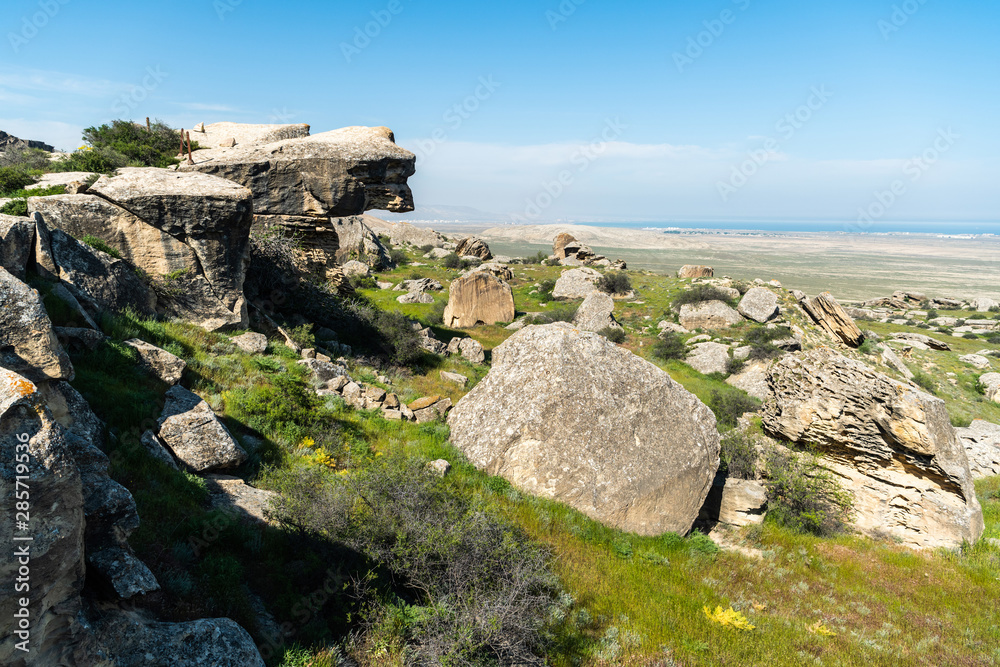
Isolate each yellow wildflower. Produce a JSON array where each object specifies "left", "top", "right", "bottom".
[
  {"left": 703, "top": 605, "right": 755, "bottom": 631},
  {"left": 807, "top": 620, "right": 836, "bottom": 637}
]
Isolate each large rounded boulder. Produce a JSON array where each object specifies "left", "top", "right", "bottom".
[{"left": 448, "top": 323, "right": 720, "bottom": 535}]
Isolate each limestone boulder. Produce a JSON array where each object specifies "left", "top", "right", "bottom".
[
  {"left": 980, "top": 373, "right": 1000, "bottom": 402},
  {"left": 341, "top": 259, "right": 371, "bottom": 277},
  {"left": 972, "top": 297, "right": 997, "bottom": 312},
  {"left": 394, "top": 278, "right": 443, "bottom": 292},
  {"left": 205, "top": 475, "right": 279, "bottom": 525},
  {"left": 801, "top": 292, "right": 864, "bottom": 347},
  {"left": 330, "top": 215, "right": 392, "bottom": 268},
  {"left": 93, "top": 610, "right": 264, "bottom": 667},
  {"left": 443, "top": 272, "right": 515, "bottom": 328},
  {"left": 678, "top": 265, "right": 714, "bottom": 279},
  {"left": 398, "top": 291, "right": 435, "bottom": 304},
  {"left": 699, "top": 476, "right": 767, "bottom": 526},
  {"left": 189, "top": 121, "right": 310, "bottom": 148},
  {"left": 553, "top": 232, "right": 577, "bottom": 259},
  {"left": 762, "top": 348, "right": 984, "bottom": 549},
  {"left": 552, "top": 267, "right": 602, "bottom": 299},
  {"left": 446, "top": 337, "right": 486, "bottom": 363},
  {"left": 679, "top": 300, "right": 743, "bottom": 330},
  {"left": 0, "top": 267, "right": 74, "bottom": 382},
  {"left": 232, "top": 332, "right": 268, "bottom": 354},
  {"left": 725, "top": 361, "right": 771, "bottom": 400},
  {"left": 960, "top": 354, "right": 991, "bottom": 370},
  {"left": 737, "top": 287, "right": 780, "bottom": 323},
  {"left": 572, "top": 291, "right": 620, "bottom": 332},
  {"left": 180, "top": 126, "right": 415, "bottom": 217},
  {"left": 686, "top": 341, "right": 730, "bottom": 375},
  {"left": 464, "top": 261, "right": 514, "bottom": 282},
  {"left": 456, "top": 236, "right": 492, "bottom": 260},
  {"left": 0, "top": 214, "right": 34, "bottom": 278},
  {"left": 124, "top": 339, "right": 186, "bottom": 385},
  {"left": 954, "top": 420, "right": 1000, "bottom": 479},
  {"left": 448, "top": 323, "right": 720, "bottom": 536},
  {"left": 157, "top": 386, "right": 247, "bottom": 472}
]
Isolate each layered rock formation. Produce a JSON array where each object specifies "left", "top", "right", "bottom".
[
  {"left": 954, "top": 420, "right": 1000, "bottom": 479},
  {"left": 456, "top": 237, "right": 492, "bottom": 260},
  {"left": 678, "top": 265, "right": 714, "bottom": 278},
  {"left": 799, "top": 292, "right": 864, "bottom": 347},
  {"left": 448, "top": 323, "right": 721, "bottom": 536},
  {"left": 679, "top": 300, "right": 743, "bottom": 330},
  {"left": 762, "top": 348, "right": 984, "bottom": 549},
  {"left": 181, "top": 125, "right": 415, "bottom": 282}
]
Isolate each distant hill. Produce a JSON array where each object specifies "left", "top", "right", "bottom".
[
  {"left": 0, "top": 130, "right": 54, "bottom": 152},
  {"left": 377, "top": 204, "right": 511, "bottom": 224}
]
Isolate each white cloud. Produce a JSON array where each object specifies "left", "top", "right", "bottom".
[{"left": 174, "top": 102, "right": 244, "bottom": 113}]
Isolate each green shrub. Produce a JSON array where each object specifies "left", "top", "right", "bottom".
[
  {"left": 349, "top": 274, "right": 378, "bottom": 290},
  {"left": 522, "top": 250, "right": 547, "bottom": 264},
  {"left": 0, "top": 147, "right": 52, "bottom": 171},
  {"left": 287, "top": 323, "right": 316, "bottom": 349},
  {"left": 388, "top": 248, "right": 408, "bottom": 266},
  {"left": 652, "top": 332, "right": 687, "bottom": 361},
  {"left": 418, "top": 244, "right": 434, "bottom": 254},
  {"left": 731, "top": 280, "right": 752, "bottom": 295},
  {"left": 985, "top": 333, "right": 1000, "bottom": 345},
  {"left": 537, "top": 279, "right": 556, "bottom": 299},
  {"left": 857, "top": 339, "right": 878, "bottom": 356},
  {"left": 0, "top": 167, "right": 37, "bottom": 195},
  {"left": 82, "top": 119, "right": 193, "bottom": 168},
  {"left": 912, "top": 371, "right": 937, "bottom": 395},
  {"left": 707, "top": 389, "right": 761, "bottom": 429},
  {"left": 81, "top": 235, "right": 122, "bottom": 259},
  {"left": 48, "top": 146, "right": 132, "bottom": 174},
  {"left": 963, "top": 333, "right": 980, "bottom": 340},
  {"left": 739, "top": 325, "right": 792, "bottom": 363},
  {"left": 269, "top": 456, "right": 562, "bottom": 665},
  {"left": 598, "top": 326, "right": 626, "bottom": 344},
  {"left": 0, "top": 199, "right": 27, "bottom": 216},
  {"left": 762, "top": 446, "right": 853, "bottom": 536},
  {"left": 596, "top": 271, "right": 631, "bottom": 295},
  {"left": 441, "top": 252, "right": 462, "bottom": 269},
  {"left": 926, "top": 309, "right": 938, "bottom": 320},
  {"left": 719, "top": 430, "right": 760, "bottom": 479},
  {"left": 672, "top": 284, "right": 737, "bottom": 310}
]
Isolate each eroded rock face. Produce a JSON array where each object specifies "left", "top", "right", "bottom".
[
  {"left": 699, "top": 476, "right": 767, "bottom": 526},
  {"left": 679, "top": 300, "right": 743, "bottom": 330},
  {"left": 553, "top": 232, "right": 577, "bottom": 259},
  {"left": 443, "top": 272, "right": 515, "bottom": 328},
  {"left": 686, "top": 341, "right": 730, "bottom": 375},
  {"left": 800, "top": 292, "right": 864, "bottom": 347},
  {"left": 980, "top": 373, "right": 1000, "bottom": 402},
  {"left": 181, "top": 126, "right": 415, "bottom": 217},
  {"left": 738, "top": 288, "right": 780, "bottom": 323},
  {"left": 572, "top": 291, "right": 620, "bottom": 332},
  {"left": 448, "top": 323, "right": 720, "bottom": 535},
  {"left": 157, "top": 386, "right": 247, "bottom": 472},
  {"left": 552, "top": 267, "right": 602, "bottom": 299},
  {"left": 678, "top": 265, "right": 713, "bottom": 279},
  {"left": 35, "top": 222, "right": 157, "bottom": 321},
  {"left": 955, "top": 420, "right": 1000, "bottom": 479},
  {"left": 762, "top": 348, "right": 984, "bottom": 549},
  {"left": 0, "top": 368, "right": 101, "bottom": 666},
  {"left": 0, "top": 267, "right": 74, "bottom": 382}
]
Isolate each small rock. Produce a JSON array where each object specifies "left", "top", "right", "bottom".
[
  {"left": 398, "top": 291, "right": 435, "bottom": 304},
  {"left": 428, "top": 459, "right": 452, "bottom": 477},
  {"left": 124, "top": 339, "right": 186, "bottom": 385},
  {"left": 232, "top": 332, "right": 268, "bottom": 354},
  {"left": 441, "top": 371, "right": 469, "bottom": 386}
]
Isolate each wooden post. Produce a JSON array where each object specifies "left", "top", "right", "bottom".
[
  {"left": 146, "top": 117, "right": 150, "bottom": 131},
  {"left": 177, "top": 129, "right": 185, "bottom": 157},
  {"left": 186, "top": 132, "right": 194, "bottom": 165}
]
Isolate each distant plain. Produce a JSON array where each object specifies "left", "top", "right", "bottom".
[{"left": 420, "top": 223, "right": 1000, "bottom": 302}]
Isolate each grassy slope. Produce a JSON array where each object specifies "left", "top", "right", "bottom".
[{"left": 64, "top": 247, "right": 1000, "bottom": 666}]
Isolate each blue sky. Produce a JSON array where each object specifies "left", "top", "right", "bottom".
[{"left": 2, "top": 0, "right": 998, "bottom": 226}]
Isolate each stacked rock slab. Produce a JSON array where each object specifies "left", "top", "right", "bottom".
[
  {"left": 762, "top": 348, "right": 984, "bottom": 549},
  {"left": 181, "top": 125, "right": 415, "bottom": 280},
  {"left": 448, "top": 323, "right": 721, "bottom": 535},
  {"left": 443, "top": 272, "right": 515, "bottom": 328},
  {"left": 678, "top": 265, "right": 713, "bottom": 278},
  {"left": 800, "top": 292, "right": 864, "bottom": 347}
]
